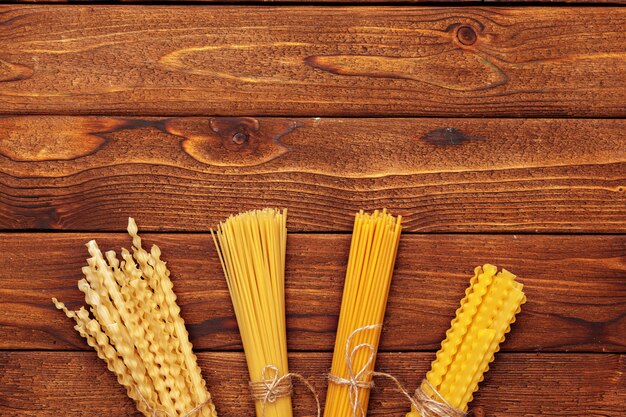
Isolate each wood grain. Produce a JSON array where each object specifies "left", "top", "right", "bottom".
[
  {"left": 11, "top": 0, "right": 626, "bottom": 3},
  {"left": 1, "top": 233, "right": 624, "bottom": 352},
  {"left": 1, "top": 6, "right": 626, "bottom": 117},
  {"left": 1, "top": 116, "right": 624, "bottom": 232},
  {"left": 1, "top": 351, "right": 624, "bottom": 416}
]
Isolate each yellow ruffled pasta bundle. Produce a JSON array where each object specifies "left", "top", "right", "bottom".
[
  {"left": 212, "top": 208, "right": 292, "bottom": 417},
  {"left": 325, "top": 209, "right": 402, "bottom": 417},
  {"left": 53, "top": 218, "right": 218, "bottom": 417},
  {"left": 407, "top": 264, "right": 526, "bottom": 416}
]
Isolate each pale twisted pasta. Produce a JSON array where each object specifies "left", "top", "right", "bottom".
[{"left": 53, "top": 218, "right": 218, "bottom": 417}]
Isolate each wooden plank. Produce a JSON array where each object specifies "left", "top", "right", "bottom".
[
  {"left": 1, "top": 116, "right": 624, "bottom": 232},
  {"left": 0, "top": 351, "right": 623, "bottom": 416},
  {"left": 1, "top": 233, "right": 624, "bottom": 352},
  {"left": 1, "top": 7, "right": 625, "bottom": 117},
  {"left": 11, "top": 0, "right": 626, "bottom": 3}
]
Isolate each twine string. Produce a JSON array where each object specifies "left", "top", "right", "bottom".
[
  {"left": 136, "top": 388, "right": 211, "bottom": 417},
  {"left": 327, "top": 324, "right": 466, "bottom": 417},
  {"left": 249, "top": 364, "right": 321, "bottom": 417},
  {"left": 250, "top": 365, "right": 291, "bottom": 408},
  {"left": 410, "top": 379, "right": 466, "bottom": 417},
  {"left": 327, "top": 324, "right": 381, "bottom": 417},
  {"left": 368, "top": 373, "right": 465, "bottom": 417},
  {"left": 179, "top": 399, "right": 212, "bottom": 417}
]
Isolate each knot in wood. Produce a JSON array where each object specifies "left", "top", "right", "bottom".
[
  {"left": 231, "top": 131, "right": 249, "bottom": 145},
  {"left": 457, "top": 26, "right": 477, "bottom": 46}
]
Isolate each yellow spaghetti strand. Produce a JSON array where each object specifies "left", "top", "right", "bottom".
[
  {"left": 212, "top": 208, "right": 292, "bottom": 417},
  {"left": 325, "top": 209, "right": 402, "bottom": 417}
]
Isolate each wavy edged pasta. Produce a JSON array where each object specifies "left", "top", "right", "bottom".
[{"left": 407, "top": 264, "right": 526, "bottom": 416}]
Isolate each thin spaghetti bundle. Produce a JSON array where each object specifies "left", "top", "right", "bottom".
[
  {"left": 53, "top": 218, "right": 217, "bottom": 417},
  {"left": 407, "top": 264, "right": 526, "bottom": 417},
  {"left": 211, "top": 208, "right": 292, "bottom": 417},
  {"left": 325, "top": 209, "right": 402, "bottom": 417}
]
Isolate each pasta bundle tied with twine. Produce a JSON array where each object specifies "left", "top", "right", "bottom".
[
  {"left": 407, "top": 264, "right": 526, "bottom": 417},
  {"left": 212, "top": 208, "right": 318, "bottom": 417},
  {"left": 325, "top": 209, "right": 403, "bottom": 417},
  {"left": 53, "top": 218, "right": 217, "bottom": 417}
]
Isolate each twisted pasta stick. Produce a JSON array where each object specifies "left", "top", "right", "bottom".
[{"left": 53, "top": 218, "right": 218, "bottom": 417}]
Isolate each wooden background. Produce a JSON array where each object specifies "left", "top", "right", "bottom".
[{"left": 0, "top": 2, "right": 625, "bottom": 417}]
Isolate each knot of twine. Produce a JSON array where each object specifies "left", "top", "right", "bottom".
[
  {"left": 367, "top": 373, "right": 466, "bottom": 417},
  {"left": 327, "top": 324, "right": 381, "bottom": 417},
  {"left": 409, "top": 380, "right": 466, "bottom": 417},
  {"left": 249, "top": 364, "right": 321, "bottom": 417},
  {"left": 327, "top": 325, "right": 466, "bottom": 417}
]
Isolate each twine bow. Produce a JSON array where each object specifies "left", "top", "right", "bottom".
[
  {"left": 409, "top": 379, "right": 466, "bottom": 417},
  {"left": 328, "top": 324, "right": 466, "bottom": 417},
  {"left": 249, "top": 364, "right": 321, "bottom": 417},
  {"left": 328, "top": 324, "right": 381, "bottom": 417},
  {"left": 365, "top": 373, "right": 466, "bottom": 417}
]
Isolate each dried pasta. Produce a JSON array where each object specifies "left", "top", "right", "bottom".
[
  {"left": 212, "top": 208, "right": 292, "bottom": 417},
  {"left": 324, "top": 209, "right": 402, "bottom": 417},
  {"left": 53, "top": 218, "right": 218, "bottom": 417},
  {"left": 407, "top": 264, "right": 526, "bottom": 416}
]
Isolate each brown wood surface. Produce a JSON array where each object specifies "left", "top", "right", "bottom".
[
  {"left": 1, "top": 233, "right": 624, "bottom": 352},
  {"left": 1, "top": 351, "right": 624, "bottom": 416},
  {"left": 1, "top": 116, "right": 624, "bottom": 232},
  {"left": 1, "top": 2, "right": 624, "bottom": 415},
  {"left": 2, "top": 6, "right": 626, "bottom": 117},
  {"left": 11, "top": 0, "right": 626, "bottom": 3}
]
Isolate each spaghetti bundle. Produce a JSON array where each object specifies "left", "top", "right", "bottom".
[
  {"left": 212, "top": 208, "right": 292, "bottom": 417},
  {"left": 53, "top": 218, "right": 217, "bottom": 417},
  {"left": 407, "top": 264, "right": 526, "bottom": 417},
  {"left": 325, "top": 209, "right": 403, "bottom": 417}
]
